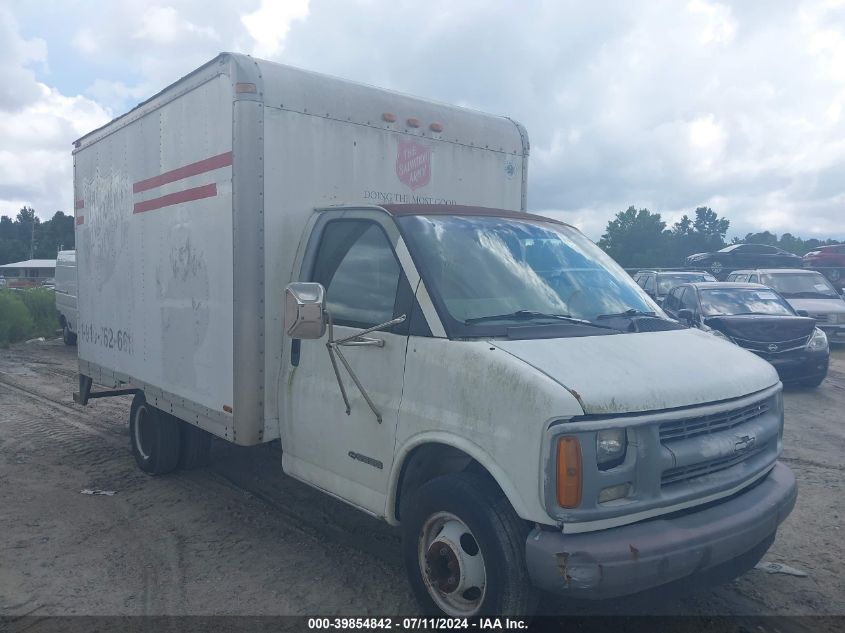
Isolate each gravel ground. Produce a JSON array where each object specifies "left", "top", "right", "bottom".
[{"left": 0, "top": 339, "right": 843, "bottom": 623}]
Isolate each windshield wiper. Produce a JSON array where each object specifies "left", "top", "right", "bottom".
[
  {"left": 465, "top": 310, "right": 616, "bottom": 330},
  {"left": 595, "top": 308, "right": 659, "bottom": 319}
]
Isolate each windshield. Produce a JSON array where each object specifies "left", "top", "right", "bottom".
[
  {"left": 397, "top": 214, "right": 661, "bottom": 336},
  {"left": 762, "top": 272, "right": 838, "bottom": 298},
  {"left": 699, "top": 288, "right": 795, "bottom": 316},
  {"left": 657, "top": 273, "right": 715, "bottom": 294}
]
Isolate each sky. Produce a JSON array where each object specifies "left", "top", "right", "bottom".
[{"left": 2, "top": 0, "right": 845, "bottom": 241}]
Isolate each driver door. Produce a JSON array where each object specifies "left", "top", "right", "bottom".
[{"left": 283, "top": 217, "right": 412, "bottom": 516}]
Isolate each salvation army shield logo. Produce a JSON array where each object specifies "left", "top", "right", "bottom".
[{"left": 396, "top": 140, "right": 431, "bottom": 190}]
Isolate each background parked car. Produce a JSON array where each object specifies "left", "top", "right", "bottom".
[
  {"left": 663, "top": 281, "right": 829, "bottom": 387},
  {"left": 632, "top": 270, "right": 716, "bottom": 306},
  {"left": 803, "top": 244, "right": 845, "bottom": 287},
  {"left": 726, "top": 269, "right": 845, "bottom": 346},
  {"left": 0, "top": 275, "right": 6, "bottom": 288},
  {"left": 685, "top": 244, "right": 801, "bottom": 279}
]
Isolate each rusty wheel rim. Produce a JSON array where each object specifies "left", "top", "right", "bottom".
[{"left": 418, "top": 511, "right": 486, "bottom": 615}]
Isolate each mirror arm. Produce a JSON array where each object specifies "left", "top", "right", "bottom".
[
  {"left": 325, "top": 314, "right": 352, "bottom": 417},
  {"left": 333, "top": 315, "right": 407, "bottom": 346},
  {"left": 324, "top": 312, "right": 407, "bottom": 424}
]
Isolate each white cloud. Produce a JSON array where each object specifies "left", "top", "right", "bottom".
[
  {"left": 241, "top": 0, "right": 310, "bottom": 57},
  {"left": 134, "top": 6, "right": 219, "bottom": 45},
  {"left": 0, "top": 7, "right": 109, "bottom": 219},
  {"left": 3, "top": 0, "right": 845, "bottom": 243}
]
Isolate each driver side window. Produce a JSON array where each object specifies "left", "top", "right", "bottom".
[{"left": 311, "top": 221, "right": 402, "bottom": 329}]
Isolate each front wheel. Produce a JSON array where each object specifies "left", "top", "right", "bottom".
[{"left": 401, "top": 473, "right": 539, "bottom": 617}]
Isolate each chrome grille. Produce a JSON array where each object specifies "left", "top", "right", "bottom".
[
  {"left": 810, "top": 313, "right": 829, "bottom": 323},
  {"left": 661, "top": 446, "right": 764, "bottom": 486},
  {"left": 732, "top": 334, "right": 809, "bottom": 354},
  {"left": 659, "top": 400, "right": 769, "bottom": 442}
]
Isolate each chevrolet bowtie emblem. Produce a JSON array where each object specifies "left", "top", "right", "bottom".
[{"left": 735, "top": 434, "right": 757, "bottom": 453}]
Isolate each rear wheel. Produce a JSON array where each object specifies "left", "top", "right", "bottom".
[
  {"left": 178, "top": 419, "right": 212, "bottom": 469},
  {"left": 827, "top": 268, "right": 841, "bottom": 282},
  {"left": 401, "top": 473, "right": 539, "bottom": 617},
  {"left": 62, "top": 324, "right": 76, "bottom": 346},
  {"left": 129, "top": 394, "right": 181, "bottom": 475}
]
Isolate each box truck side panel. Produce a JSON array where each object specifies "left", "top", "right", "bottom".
[
  {"left": 261, "top": 98, "right": 527, "bottom": 426},
  {"left": 75, "top": 72, "right": 235, "bottom": 436}
]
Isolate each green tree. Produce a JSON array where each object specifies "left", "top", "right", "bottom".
[{"left": 598, "top": 206, "right": 670, "bottom": 268}]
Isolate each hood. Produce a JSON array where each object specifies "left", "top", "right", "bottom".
[
  {"left": 784, "top": 297, "right": 845, "bottom": 314},
  {"left": 704, "top": 314, "right": 816, "bottom": 342},
  {"left": 491, "top": 328, "right": 778, "bottom": 416}
]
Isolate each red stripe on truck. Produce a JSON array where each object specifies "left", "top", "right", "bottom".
[
  {"left": 132, "top": 151, "right": 233, "bottom": 193},
  {"left": 74, "top": 199, "right": 84, "bottom": 210},
  {"left": 75, "top": 215, "right": 84, "bottom": 225},
  {"left": 133, "top": 183, "right": 218, "bottom": 214}
]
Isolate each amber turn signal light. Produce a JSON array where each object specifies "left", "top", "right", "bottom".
[{"left": 556, "top": 436, "right": 582, "bottom": 508}]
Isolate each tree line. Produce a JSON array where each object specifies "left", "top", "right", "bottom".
[
  {"left": 0, "top": 207, "right": 75, "bottom": 265},
  {"left": 598, "top": 205, "right": 842, "bottom": 269},
  {"left": 1, "top": 202, "right": 842, "bottom": 271}
]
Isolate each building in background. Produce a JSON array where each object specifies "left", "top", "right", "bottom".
[{"left": 0, "top": 259, "right": 56, "bottom": 288}]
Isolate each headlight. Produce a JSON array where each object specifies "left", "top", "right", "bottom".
[
  {"left": 709, "top": 329, "right": 733, "bottom": 342},
  {"left": 596, "top": 429, "right": 627, "bottom": 469},
  {"left": 807, "top": 327, "right": 828, "bottom": 351}
]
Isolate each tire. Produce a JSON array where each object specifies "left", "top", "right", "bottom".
[
  {"left": 178, "top": 419, "right": 212, "bottom": 470},
  {"left": 129, "top": 393, "right": 181, "bottom": 475},
  {"left": 62, "top": 324, "right": 77, "bottom": 346},
  {"left": 401, "top": 472, "right": 539, "bottom": 617},
  {"left": 827, "top": 268, "right": 841, "bottom": 283}
]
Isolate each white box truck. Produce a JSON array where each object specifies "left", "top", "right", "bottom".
[{"left": 73, "top": 53, "right": 796, "bottom": 616}]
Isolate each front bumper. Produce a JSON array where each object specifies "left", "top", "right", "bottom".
[
  {"left": 525, "top": 462, "right": 796, "bottom": 599},
  {"left": 766, "top": 349, "right": 829, "bottom": 383}
]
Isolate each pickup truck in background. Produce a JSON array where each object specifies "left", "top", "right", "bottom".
[{"left": 72, "top": 53, "right": 796, "bottom": 616}]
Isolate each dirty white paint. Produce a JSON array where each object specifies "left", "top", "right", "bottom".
[
  {"left": 392, "top": 337, "right": 584, "bottom": 524},
  {"left": 493, "top": 328, "right": 779, "bottom": 415},
  {"left": 74, "top": 72, "right": 235, "bottom": 414}
]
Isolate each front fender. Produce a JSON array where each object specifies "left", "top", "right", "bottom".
[{"left": 385, "top": 431, "right": 533, "bottom": 526}]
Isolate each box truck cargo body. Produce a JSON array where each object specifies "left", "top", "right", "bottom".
[
  {"left": 74, "top": 53, "right": 527, "bottom": 446},
  {"left": 73, "top": 53, "right": 796, "bottom": 616}
]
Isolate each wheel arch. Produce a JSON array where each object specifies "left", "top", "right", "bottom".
[{"left": 387, "top": 433, "right": 532, "bottom": 526}]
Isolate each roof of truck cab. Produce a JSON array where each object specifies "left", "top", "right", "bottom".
[{"left": 381, "top": 204, "right": 570, "bottom": 226}]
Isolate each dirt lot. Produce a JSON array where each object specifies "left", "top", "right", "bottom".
[{"left": 0, "top": 339, "right": 843, "bottom": 621}]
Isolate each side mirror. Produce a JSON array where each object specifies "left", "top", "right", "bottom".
[
  {"left": 284, "top": 282, "right": 326, "bottom": 339},
  {"left": 796, "top": 309, "right": 810, "bottom": 317},
  {"left": 678, "top": 309, "right": 696, "bottom": 325}
]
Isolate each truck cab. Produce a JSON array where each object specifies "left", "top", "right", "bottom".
[{"left": 282, "top": 203, "right": 796, "bottom": 615}]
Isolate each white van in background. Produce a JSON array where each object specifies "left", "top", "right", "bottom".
[{"left": 55, "top": 250, "right": 77, "bottom": 345}]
